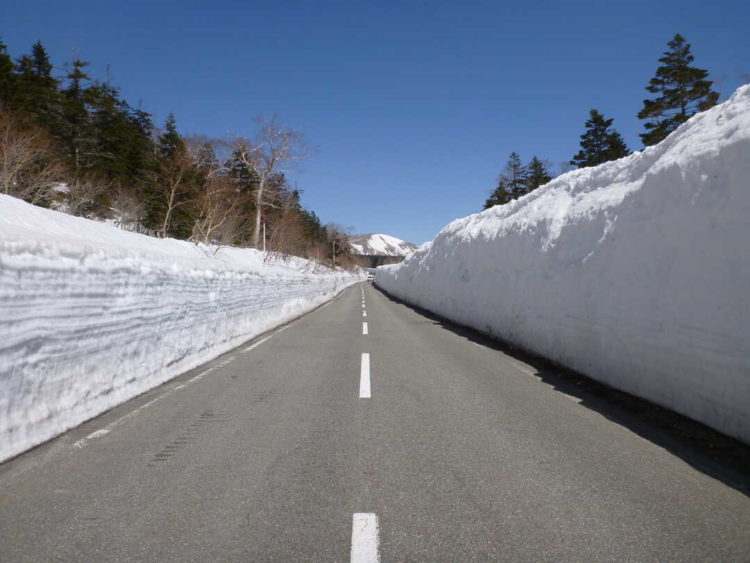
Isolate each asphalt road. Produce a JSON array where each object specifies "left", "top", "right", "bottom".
[{"left": 1, "top": 282, "right": 749, "bottom": 561}]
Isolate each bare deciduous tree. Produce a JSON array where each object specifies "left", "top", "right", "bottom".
[
  {"left": 63, "top": 175, "right": 109, "bottom": 217},
  {"left": 264, "top": 192, "right": 308, "bottom": 262},
  {"left": 324, "top": 223, "right": 353, "bottom": 269},
  {"left": 157, "top": 148, "right": 194, "bottom": 238},
  {"left": 190, "top": 175, "right": 247, "bottom": 245},
  {"left": 182, "top": 137, "right": 246, "bottom": 246},
  {"left": 231, "top": 115, "right": 309, "bottom": 249},
  {"left": 0, "top": 110, "right": 64, "bottom": 204},
  {"left": 111, "top": 186, "right": 147, "bottom": 232}
]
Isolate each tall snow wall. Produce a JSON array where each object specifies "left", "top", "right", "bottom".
[
  {"left": 376, "top": 85, "right": 750, "bottom": 443},
  {"left": 0, "top": 196, "right": 360, "bottom": 462}
]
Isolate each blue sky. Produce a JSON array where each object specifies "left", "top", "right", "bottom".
[{"left": 3, "top": 0, "right": 748, "bottom": 243}]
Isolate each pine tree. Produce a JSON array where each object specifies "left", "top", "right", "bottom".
[
  {"left": 148, "top": 113, "right": 197, "bottom": 238},
  {"left": 483, "top": 152, "right": 527, "bottom": 209},
  {"left": 525, "top": 156, "right": 552, "bottom": 191},
  {"left": 158, "top": 112, "right": 183, "bottom": 159},
  {"left": 77, "top": 80, "right": 156, "bottom": 214},
  {"left": 571, "top": 109, "right": 630, "bottom": 168},
  {"left": 61, "top": 58, "right": 92, "bottom": 174},
  {"left": 638, "top": 34, "right": 719, "bottom": 146},
  {"left": 484, "top": 178, "right": 511, "bottom": 209},
  {"left": 505, "top": 152, "right": 527, "bottom": 198},
  {"left": 0, "top": 37, "right": 15, "bottom": 107},
  {"left": 12, "top": 41, "right": 61, "bottom": 132}
]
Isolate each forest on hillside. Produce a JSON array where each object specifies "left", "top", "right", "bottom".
[{"left": 0, "top": 37, "right": 357, "bottom": 268}]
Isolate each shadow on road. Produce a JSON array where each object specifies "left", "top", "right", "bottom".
[{"left": 373, "top": 284, "right": 750, "bottom": 498}]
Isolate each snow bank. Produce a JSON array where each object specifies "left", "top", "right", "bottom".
[
  {"left": 0, "top": 196, "right": 360, "bottom": 462},
  {"left": 376, "top": 85, "right": 750, "bottom": 443}
]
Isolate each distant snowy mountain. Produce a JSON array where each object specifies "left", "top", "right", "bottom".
[{"left": 349, "top": 233, "right": 417, "bottom": 257}]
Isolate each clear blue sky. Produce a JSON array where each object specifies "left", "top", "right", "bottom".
[{"left": 3, "top": 0, "right": 748, "bottom": 244}]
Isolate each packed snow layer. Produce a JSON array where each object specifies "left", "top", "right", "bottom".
[
  {"left": 349, "top": 233, "right": 417, "bottom": 256},
  {"left": 0, "top": 195, "right": 360, "bottom": 462},
  {"left": 377, "top": 85, "right": 750, "bottom": 443}
]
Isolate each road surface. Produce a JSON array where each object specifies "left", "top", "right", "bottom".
[{"left": 1, "top": 283, "right": 749, "bottom": 561}]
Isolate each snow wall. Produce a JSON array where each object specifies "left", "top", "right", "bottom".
[
  {"left": 376, "top": 85, "right": 750, "bottom": 443},
  {"left": 0, "top": 196, "right": 360, "bottom": 462}
]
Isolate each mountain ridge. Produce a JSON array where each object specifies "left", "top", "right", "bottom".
[{"left": 348, "top": 233, "right": 417, "bottom": 257}]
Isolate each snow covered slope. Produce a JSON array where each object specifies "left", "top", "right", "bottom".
[
  {"left": 0, "top": 195, "right": 360, "bottom": 462},
  {"left": 349, "top": 233, "right": 417, "bottom": 256},
  {"left": 376, "top": 85, "right": 750, "bottom": 443}
]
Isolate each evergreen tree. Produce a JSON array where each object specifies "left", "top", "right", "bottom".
[
  {"left": 505, "top": 152, "right": 526, "bottom": 198},
  {"left": 0, "top": 37, "right": 15, "bottom": 107},
  {"left": 484, "top": 178, "right": 512, "bottom": 209},
  {"left": 571, "top": 109, "right": 630, "bottom": 168},
  {"left": 12, "top": 41, "right": 61, "bottom": 132},
  {"left": 483, "top": 152, "right": 526, "bottom": 209},
  {"left": 147, "top": 113, "right": 197, "bottom": 238},
  {"left": 61, "top": 58, "right": 92, "bottom": 174},
  {"left": 525, "top": 156, "right": 552, "bottom": 191},
  {"left": 76, "top": 80, "right": 156, "bottom": 215},
  {"left": 638, "top": 34, "right": 719, "bottom": 146},
  {"left": 158, "top": 112, "right": 183, "bottom": 159},
  {"left": 85, "top": 82, "right": 146, "bottom": 181},
  {"left": 504, "top": 152, "right": 526, "bottom": 199}
]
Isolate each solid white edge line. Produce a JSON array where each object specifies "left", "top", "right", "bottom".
[
  {"left": 72, "top": 392, "right": 168, "bottom": 449},
  {"left": 359, "top": 353, "right": 371, "bottom": 399},
  {"left": 351, "top": 513, "right": 380, "bottom": 563},
  {"left": 243, "top": 335, "right": 272, "bottom": 353},
  {"left": 74, "top": 322, "right": 296, "bottom": 450},
  {"left": 362, "top": 322, "right": 368, "bottom": 335},
  {"left": 242, "top": 323, "right": 291, "bottom": 353}
]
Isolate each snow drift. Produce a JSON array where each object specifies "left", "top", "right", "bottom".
[
  {"left": 376, "top": 85, "right": 750, "bottom": 443},
  {"left": 0, "top": 196, "right": 360, "bottom": 462}
]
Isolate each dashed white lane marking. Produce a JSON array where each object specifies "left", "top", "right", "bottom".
[
  {"left": 360, "top": 353, "right": 371, "bottom": 399},
  {"left": 363, "top": 322, "right": 369, "bottom": 335},
  {"left": 362, "top": 302, "right": 365, "bottom": 308},
  {"left": 74, "top": 324, "right": 291, "bottom": 450},
  {"left": 363, "top": 311, "right": 367, "bottom": 317},
  {"left": 351, "top": 513, "right": 380, "bottom": 563}
]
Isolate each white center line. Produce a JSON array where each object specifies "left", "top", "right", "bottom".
[
  {"left": 362, "top": 302, "right": 365, "bottom": 308},
  {"left": 362, "top": 311, "right": 367, "bottom": 317},
  {"left": 359, "top": 353, "right": 371, "bottom": 398},
  {"left": 362, "top": 322, "right": 368, "bottom": 335},
  {"left": 351, "top": 513, "right": 380, "bottom": 563}
]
